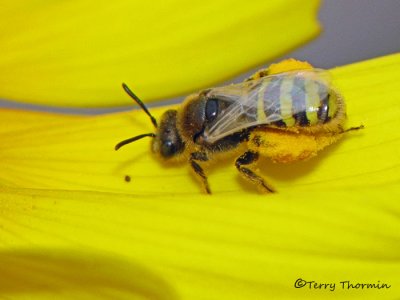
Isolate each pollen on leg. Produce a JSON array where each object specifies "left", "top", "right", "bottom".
[
  {"left": 267, "top": 59, "right": 313, "bottom": 75},
  {"left": 249, "top": 129, "right": 342, "bottom": 164}
]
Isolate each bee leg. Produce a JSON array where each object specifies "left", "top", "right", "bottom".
[
  {"left": 235, "top": 151, "right": 275, "bottom": 193},
  {"left": 342, "top": 124, "right": 365, "bottom": 133},
  {"left": 190, "top": 152, "right": 211, "bottom": 194}
]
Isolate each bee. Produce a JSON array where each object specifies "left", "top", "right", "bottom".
[{"left": 116, "top": 59, "right": 363, "bottom": 194}]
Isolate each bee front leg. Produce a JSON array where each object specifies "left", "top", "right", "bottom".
[
  {"left": 235, "top": 151, "right": 275, "bottom": 193},
  {"left": 189, "top": 152, "right": 211, "bottom": 194}
]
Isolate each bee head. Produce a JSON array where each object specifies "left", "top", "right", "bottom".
[
  {"left": 152, "top": 109, "right": 185, "bottom": 159},
  {"left": 115, "top": 83, "right": 185, "bottom": 160}
]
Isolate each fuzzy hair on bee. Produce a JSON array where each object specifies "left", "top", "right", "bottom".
[{"left": 115, "top": 59, "right": 363, "bottom": 194}]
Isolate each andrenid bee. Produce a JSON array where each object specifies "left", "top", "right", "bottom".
[{"left": 115, "top": 59, "right": 363, "bottom": 194}]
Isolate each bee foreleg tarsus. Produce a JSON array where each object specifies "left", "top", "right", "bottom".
[
  {"left": 190, "top": 152, "right": 211, "bottom": 194},
  {"left": 235, "top": 151, "right": 275, "bottom": 193}
]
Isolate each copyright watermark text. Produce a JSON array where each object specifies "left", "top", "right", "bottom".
[{"left": 294, "top": 278, "right": 391, "bottom": 291}]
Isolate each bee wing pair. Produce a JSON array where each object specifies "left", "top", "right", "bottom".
[{"left": 203, "top": 69, "right": 332, "bottom": 143}]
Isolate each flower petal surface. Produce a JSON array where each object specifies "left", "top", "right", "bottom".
[
  {"left": 0, "top": 1, "right": 320, "bottom": 107},
  {"left": 0, "top": 54, "right": 399, "bottom": 195},
  {"left": 0, "top": 54, "right": 400, "bottom": 299},
  {"left": 0, "top": 187, "right": 399, "bottom": 299},
  {"left": 0, "top": 250, "right": 177, "bottom": 299}
]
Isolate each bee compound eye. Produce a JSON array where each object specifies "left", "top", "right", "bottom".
[
  {"left": 160, "top": 140, "right": 176, "bottom": 158},
  {"left": 205, "top": 98, "right": 219, "bottom": 123}
]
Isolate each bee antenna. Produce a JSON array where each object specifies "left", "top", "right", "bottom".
[
  {"left": 115, "top": 133, "right": 156, "bottom": 151},
  {"left": 122, "top": 83, "right": 158, "bottom": 128}
]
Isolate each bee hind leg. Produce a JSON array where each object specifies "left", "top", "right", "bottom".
[
  {"left": 235, "top": 151, "right": 275, "bottom": 193},
  {"left": 190, "top": 152, "right": 211, "bottom": 194},
  {"left": 342, "top": 125, "right": 364, "bottom": 133}
]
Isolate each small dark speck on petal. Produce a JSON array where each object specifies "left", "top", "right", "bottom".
[{"left": 124, "top": 175, "right": 131, "bottom": 182}]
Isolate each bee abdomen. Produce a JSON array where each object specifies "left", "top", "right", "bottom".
[
  {"left": 317, "top": 94, "right": 330, "bottom": 123},
  {"left": 256, "top": 75, "right": 340, "bottom": 128},
  {"left": 258, "top": 77, "right": 282, "bottom": 122}
]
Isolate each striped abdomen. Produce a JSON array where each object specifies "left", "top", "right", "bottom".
[{"left": 256, "top": 75, "right": 339, "bottom": 127}]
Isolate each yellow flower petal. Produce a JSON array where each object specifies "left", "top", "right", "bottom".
[
  {"left": 0, "top": 54, "right": 399, "bottom": 195},
  {"left": 0, "top": 250, "right": 177, "bottom": 299},
  {"left": 0, "top": 1, "right": 320, "bottom": 107},
  {"left": 1, "top": 54, "right": 400, "bottom": 298},
  {"left": 1, "top": 187, "right": 399, "bottom": 299}
]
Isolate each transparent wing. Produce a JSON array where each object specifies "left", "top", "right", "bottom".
[{"left": 203, "top": 69, "right": 332, "bottom": 143}]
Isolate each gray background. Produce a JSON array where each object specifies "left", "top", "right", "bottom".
[
  {"left": 284, "top": 0, "right": 400, "bottom": 68},
  {"left": 1, "top": 0, "right": 399, "bottom": 114}
]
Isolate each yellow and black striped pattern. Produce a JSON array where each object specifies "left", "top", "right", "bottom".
[{"left": 255, "top": 74, "right": 337, "bottom": 127}]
